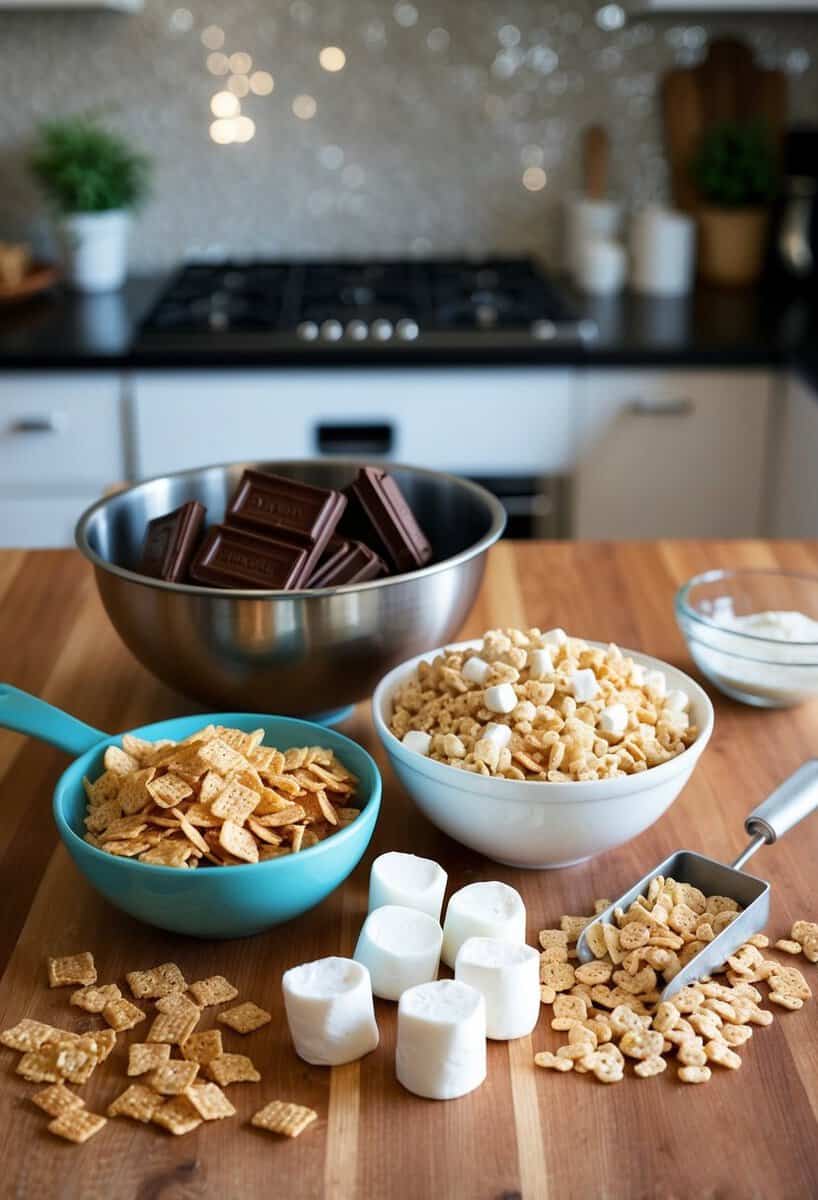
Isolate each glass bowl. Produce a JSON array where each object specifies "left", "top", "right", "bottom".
[{"left": 675, "top": 568, "right": 818, "bottom": 708}]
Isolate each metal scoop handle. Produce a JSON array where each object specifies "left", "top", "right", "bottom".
[{"left": 732, "top": 759, "right": 818, "bottom": 870}]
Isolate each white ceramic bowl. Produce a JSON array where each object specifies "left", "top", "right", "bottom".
[{"left": 372, "top": 641, "right": 714, "bottom": 869}]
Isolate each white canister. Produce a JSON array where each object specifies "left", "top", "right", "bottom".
[
  {"left": 58, "top": 210, "right": 130, "bottom": 293},
  {"left": 564, "top": 196, "right": 622, "bottom": 279},
  {"left": 630, "top": 206, "right": 696, "bottom": 297},
  {"left": 575, "top": 238, "right": 627, "bottom": 296}
]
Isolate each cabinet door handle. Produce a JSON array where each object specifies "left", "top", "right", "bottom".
[
  {"left": 8, "top": 415, "right": 63, "bottom": 434},
  {"left": 625, "top": 398, "right": 694, "bottom": 418}
]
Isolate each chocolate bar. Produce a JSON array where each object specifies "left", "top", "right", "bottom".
[
  {"left": 226, "top": 469, "right": 346, "bottom": 584},
  {"left": 189, "top": 525, "right": 308, "bottom": 589},
  {"left": 344, "top": 467, "right": 432, "bottom": 574},
  {"left": 309, "top": 538, "right": 387, "bottom": 588},
  {"left": 140, "top": 501, "right": 206, "bottom": 583}
]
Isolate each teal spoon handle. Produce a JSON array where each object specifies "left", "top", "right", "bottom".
[{"left": 0, "top": 684, "right": 105, "bottom": 756}]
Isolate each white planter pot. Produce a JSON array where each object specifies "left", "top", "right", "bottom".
[{"left": 58, "top": 210, "right": 130, "bottom": 293}]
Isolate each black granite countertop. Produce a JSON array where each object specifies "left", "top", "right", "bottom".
[{"left": 0, "top": 273, "right": 815, "bottom": 386}]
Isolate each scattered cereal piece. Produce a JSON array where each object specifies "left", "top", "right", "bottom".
[
  {"left": 768, "top": 992, "right": 804, "bottom": 1011},
  {"left": 705, "top": 1040, "right": 742, "bottom": 1069},
  {"left": 103, "top": 997, "right": 146, "bottom": 1032},
  {"left": 127, "top": 1043, "right": 172, "bottom": 1076},
  {"left": 217, "top": 1002, "right": 272, "bottom": 1035},
  {"left": 48, "top": 1109, "right": 107, "bottom": 1144},
  {"left": 70, "top": 983, "right": 122, "bottom": 1013},
  {"left": 803, "top": 936, "right": 818, "bottom": 964},
  {"left": 205, "top": 1053, "right": 261, "bottom": 1086},
  {"left": 534, "top": 1051, "right": 573, "bottom": 1072},
  {"left": 634, "top": 1055, "right": 666, "bottom": 1078},
  {"left": 32, "top": 1082, "right": 84, "bottom": 1117},
  {"left": 1, "top": 1018, "right": 62, "bottom": 1053},
  {"left": 251, "top": 1100, "right": 318, "bottom": 1138},
  {"left": 189, "top": 976, "right": 239, "bottom": 1007},
  {"left": 678, "top": 1065, "right": 711, "bottom": 1084},
  {"left": 108, "top": 1084, "right": 164, "bottom": 1123},
  {"left": 47, "top": 952, "right": 96, "bottom": 989},
  {"left": 774, "top": 939, "right": 803, "bottom": 956},
  {"left": 148, "top": 1060, "right": 200, "bottom": 1095},
  {"left": 152, "top": 1095, "right": 203, "bottom": 1136},
  {"left": 185, "top": 1082, "right": 236, "bottom": 1121},
  {"left": 126, "top": 962, "right": 187, "bottom": 1000},
  {"left": 539, "top": 963, "right": 575, "bottom": 994},
  {"left": 182, "top": 1030, "right": 224, "bottom": 1066}
]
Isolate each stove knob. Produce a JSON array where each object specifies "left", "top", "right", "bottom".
[
  {"left": 531, "top": 319, "right": 557, "bottom": 340},
  {"left": 346, "top": 319, "right": 369, "bottom": 341},
  {"left": 320, "top": 319, "right": 344, "bottom": 342},
  {"left": 371, "top": 319, "right": 394, "bottom": 342},
  {"left": 297, "top": 321, "right": 319, "bottom": 341},
  {"left": 396, "top": 318, "right": 420, "bottom": 341}
]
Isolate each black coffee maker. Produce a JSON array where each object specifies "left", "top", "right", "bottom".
[{"left": 769, "top": 127, "right": 818, "bottom": 292}]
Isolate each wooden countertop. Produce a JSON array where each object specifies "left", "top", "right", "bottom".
[{"left": 1, "top": 541, "right": 817, "bottom": 1199}]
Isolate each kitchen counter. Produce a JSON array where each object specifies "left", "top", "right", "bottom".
[
  {"left": 0, "top": 275, "right": 816, "bottom": 385},
  {"left": 0, "top": 540, "right": 816, "bottom": 1200}
]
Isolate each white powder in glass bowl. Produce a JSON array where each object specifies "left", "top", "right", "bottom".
[{"left": 686, "top": 607, "right": 818, "bottom": 708}]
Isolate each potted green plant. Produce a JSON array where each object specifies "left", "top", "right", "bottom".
[
  {"left": 29, "top": 115, "right": 150, "bottom": 293},
  {"left": 690, "top": 120, "right": 777, "bottom": 287}
]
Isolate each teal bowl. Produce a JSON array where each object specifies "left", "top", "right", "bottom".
[{"left": 1, "top": 686, "right": 381, "bottom": 939}]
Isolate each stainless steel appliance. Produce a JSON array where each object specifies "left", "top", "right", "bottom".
[{"left": 137, "top": 257, "right": 596, "bottom": 352}]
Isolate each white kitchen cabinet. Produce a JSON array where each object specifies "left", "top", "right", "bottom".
[
  {"left": 768, "top": 373, "right": 818, "bottom": 538},
  {"left": 574, "top": 370, "right": 772, "bottom": 539},
  {"left": 129, "top": 368, "right": 578, "bottom": 478},
  {"left": 0, "top": 373, "right": 124, "bottom": 547}
]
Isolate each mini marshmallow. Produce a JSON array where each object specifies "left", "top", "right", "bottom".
[
  {"left": 396, "top": 980, "right": 486, "bottom": 1100},
  {"left": 543, "top": 628, "right": 567, "bottom": 647},
  {"left": 441, "top": 881, "right": 526, "bottom": 969},
  {"left": 402, "top": 730, "right": 431, "bottom": 756},
  {"left": 462, "top": 656, "right": 490, "bottom": 686},
  {"left": 282, "top": 956, "right": 379, "bottom": 1067},
  {"left": 645, "top": 669, "right": 667, "bottom": 699},
  {"left": 368, "top": 852, "right": 448, "bottom": 921},
  {"left": 527, "top": 647, "right": 553, "bottom": 679},
  {"left": 664, "top": 689, "right": 690, "bottom": 713},
  {"left": 484, "top": 683, "right": 517, "bottom": 715},
  {"left": 630, "top": 663, "right": 646, "bottom": 686},
  {"left": 454, "top": 938, "right": 540, "bottom": 1040},
  {"left": 354, "top": 905, "right": 443, "bottom": 1001},
  {"left": 569, "top": 668, "right": 599, "bottom": 702},
  {"left": 483, "top": 722, "right": 512, "bottom": 751},
  {"left": 599, "top": 702, "right": 628, "bottom": 737}
]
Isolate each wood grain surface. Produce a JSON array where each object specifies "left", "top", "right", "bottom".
[{"left": 1, "top": 542, "right": 817, "bottom": 1200}]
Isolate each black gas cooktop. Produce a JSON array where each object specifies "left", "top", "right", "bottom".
[{"left": 136, "top": 258, "right": 596, "bottom": 352}]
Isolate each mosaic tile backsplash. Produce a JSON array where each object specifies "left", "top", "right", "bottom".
[{"left": 2, "top": 1, "right": 817, "bottom": 271}]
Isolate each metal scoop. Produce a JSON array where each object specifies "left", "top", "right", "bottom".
[{"left": 577, "top": 761, "right": 818, "bottom": 1000}]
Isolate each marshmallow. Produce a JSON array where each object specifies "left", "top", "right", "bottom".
[
  {"left": 630, "top": 663, "right": 646, "bottom": 687},
  {"left": 543, "top": 628, "right": 567, "bottom": 647},
  {"left": 527, "top": 647, "right": 553, "bottom": 679},
  {"left": 569, "top": 668, "right": 599, "bottom": 702},
  {"left": 484, "top": 722, "right": 512, "bottom": 750},
  {"left": 484, "top": 683, "right": 517, "bottom": 714},
  {"left": 402, "top": 730, "right": 431, "bottom": 756},
  {"left": 462, "top": 655, "right": 490, "bottom": 686},
  {"left": 368, "top": 851, "right": 448, "bottom": 921},
  {"left": 454, "top": 938, "right": 540, "bottom": 1040},
  {"left": 664, "top": 688, "right": 690, "bottom": 713},
  {"left": 396, "top": 980, "right": 486, "bottom": 1100},
  {"left": 645, "top": 669, "right": 667, "bottom": 699},
  {"left": 354, "top": 905, "right": 443, "bottom": 1001},
  {"left": 441, "top": 881, "right": 526, "bottom": 969},
  {"left": 599, "top": 702, "right": 628, "bottom": 737},
  {"left": 282, "top": 956, "right": 379, "bottom": 1067}
]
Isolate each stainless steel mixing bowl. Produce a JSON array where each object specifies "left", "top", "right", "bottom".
[{"left": 75, "top": 460, "right": 505, "bottom": 716}]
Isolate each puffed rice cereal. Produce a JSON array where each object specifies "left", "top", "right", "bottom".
[{"left": 390, "top": 628, "right": 697, "bottom": 780}]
